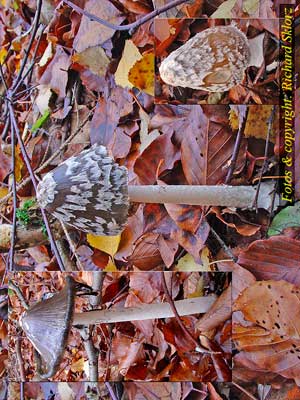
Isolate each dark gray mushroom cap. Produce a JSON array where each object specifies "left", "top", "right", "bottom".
[
  {"left": 36, "top": 145, "right": 129, "bottom": 236},
  {"left": 20, "top": 276, "right": 77, "bottom": 378}
]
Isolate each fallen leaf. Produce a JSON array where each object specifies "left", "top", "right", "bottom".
[
  {"left": 233, "top": 280, "right": 300, "bottom": 385},
  {"left": 175, "top": 251, "right": 211, "bottom": 272},
  {"left": 58, "top": 382, "right": 76, "bottom": 399},
  {"left": 210, "top": 0, "right": 237, "bottom": 17},
  {"left": 128, "top": 53, "right": 155, "bottom": 95},
  {"left": 87, "top": 234, "right": 121, "bottom": 256},
  {"left": 115, "top": 40, "right": 142, "bottom": 89},
  {"left": 237, "top": 236, "right": 300, "bottom": 285},
  {"left": 73, "top": 0, "right": 125, "bottom": 53},
  {"left": 72, "top": 46, "right": 110, "bottom": 77},
  {"left": 268, "top": 203, "right": 300, "bottom": 236}
]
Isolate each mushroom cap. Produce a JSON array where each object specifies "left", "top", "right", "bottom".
[
  {"left": 159, "top": 25, "right": 250, "bottom": 92},
  {"left": 36, "top": 145, "right": 129, "bottom": 236},
  {"left": 19, "top": 276, "right": 77, "bottom": 378}
]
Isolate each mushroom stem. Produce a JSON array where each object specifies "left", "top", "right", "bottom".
[
  {"left": 72, "top": 295, "right": 216, "bottom": 325},
  {"left": 128, "top": 185, "right": 259, "bottom": 208}
]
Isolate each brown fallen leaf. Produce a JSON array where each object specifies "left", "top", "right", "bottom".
[
  {"left": 237, "top": 236, "right": 300, "bottom": 285},
  {"left": 233, "top": 280, "right": 300, "bottom": 385}
]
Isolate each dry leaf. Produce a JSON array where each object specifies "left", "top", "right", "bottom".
[
  {"left": 115, "top": 39, "right": 142, "bottom": 89},
  {"left": 72, "top": 46, "right": 110, "bottom": 77},
  {"left": 128, "top": 53, "right": 155, "bottom": 95},
  {"left": 87, "top": 234, "right": 121, "bottom": 256}
]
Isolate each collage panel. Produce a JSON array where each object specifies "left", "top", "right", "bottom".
[
  {"left": 8, "top": 271, "right": 231, "bottom": 382},
  {"left": 154, "top": 18, "right": 280, "bottom": 105},
  {"left": 0, "top": 0, "right": 298, "bottom": 398}
]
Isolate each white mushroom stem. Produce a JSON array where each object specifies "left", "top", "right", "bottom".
[
  {"left": 128, "top": 185, "right": 265, "bottom": 208},
  {"left": 72, "top": 295, "right": 216, "bottom": 325}
]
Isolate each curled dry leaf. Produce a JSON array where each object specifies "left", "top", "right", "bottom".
[{"left": 233, "top": 280, "right": 300, "bottom": 385}]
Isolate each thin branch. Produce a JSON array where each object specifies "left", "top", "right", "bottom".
[
  {"left": 9, "top": 281, "right": 29, "bottom": 310},
  {"left": 8, "top": 104, "right": 65, "bottom": 271},
  {"left": 15, "top": 336, "right": 26, "bottom": 382},
  {"left": 11, "top": 0, "right": 43, "bottom": 93},
  {"left": 225, "top": 107, "right": 249, "bottom": 184},
  {"left": 161, "top": 271, "right": 212, "bottom": 353},
  {"left": 7, "top": 114, "right": 17, "bottom": 272},
  {"left": 0, "top": 111, "right": 92, "bottom": 207},
  {"left": 63, "top": 0, "right": 189, "bottom": 32},
  {"left": 105, "top": 382, "right": 119, "bottom": 400},
  {"left": 252, "top": 106, "right": 276, "bottom": 209},
  {"left": 232, "top": 382, "right": 259, "bottom": 400}
]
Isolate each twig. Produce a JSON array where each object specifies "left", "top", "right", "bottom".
[
  {"left": 8, "top": 104, "right": 65, "bottom": 271},
  {"left": 54, "top": 239, "right": 76, "bottom": 271},
  {"left": 0, "top": 111, "right": 92, "bottom": 207},
  {"left": 15, "top": 336, "right": 26, "bottom": 382},
  {"left": 77, "top": 325, "right": 99, "bottom": 381},
  {"left": 63, "top": 0, "right": 189, "bottom": 33},
  {"left": 11, "top": 0, "right": 43, "bottom": 93},
  {"left": 105, "top": 382, "right": 119, "bottom": 400},
  {"left": 7, "top": 113, "right": 17, "bottom": 272},
  {"left": 232, "top": 382, "right": 259, "bottom": 400},
  {"left": 209, "top": 226, "right": 238, "bottom": 262},
  {"left": 252, "top": 106, "right": 276, "bottom": 210},
  {"left": 89, "top": 271, "right": 103, "bottom": 308},
  {"left": 161, "top": 271, "right": 212, "bottom": 353},
  {"left": 225, "top": 107, "right": 249, "bottom": 184},
  {"left": 60, "top": 222, "right": 84, "bottom": 270},
  {"left": 8, "top": 281, "right": 29, "bottom": 310}
]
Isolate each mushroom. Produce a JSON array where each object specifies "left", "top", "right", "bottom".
[
  {"left": 19, "top": 276, "right": 216, "bottom": 378},
  {"left": 158, "top": 25, "right": 250, "bottom": 92},
  {"left": 36, "top": 145, "right": 277, "bottom": 236},
  {"left": 19, "top": 276, "right": 77, "bottom": 378}
]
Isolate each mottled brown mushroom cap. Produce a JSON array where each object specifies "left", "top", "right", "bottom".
[
  {"left": 36, "top": 145, "right": 129, "bottom": 236},
  {"left": 159, "top": 25, "right": 250, "bottom": 92}
]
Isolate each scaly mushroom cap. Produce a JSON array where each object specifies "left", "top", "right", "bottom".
[
  {"left": 36, "top": 145, "right": 129, "bottom": 236},
  {"left": 19, "top": 276, "right": 77, "bottom": 378},
  {"left": 159, "top": 25, "right": 250, "bottom": 92}
]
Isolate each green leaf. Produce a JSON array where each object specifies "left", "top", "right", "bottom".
[
  {"left": 31, "top": 109, "right": 50, "bottom": 134},
  {"left": 268, "top": 202, "right": 300, "bottom": 236}
]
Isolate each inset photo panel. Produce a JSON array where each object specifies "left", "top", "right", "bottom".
[
  {"left": 8, "top": 271, "right": 232, "bottom": 382},
  {"left": 154, "top": 19, "right": 280, "bottom": 104}
]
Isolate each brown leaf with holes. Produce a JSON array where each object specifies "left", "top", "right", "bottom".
[
  {"left": 233, "top": 280, "right": 300, "bottom": 385},
  {"left": 237, "top": 236, "right": 300, "bottom": 285}
]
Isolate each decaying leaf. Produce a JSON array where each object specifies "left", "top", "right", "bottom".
[
  {"left": 229, "top": 105, "right": 278, "bottom": 142},
  {"left": 233, "top": 280, "right": 300, "bottom": 385},
  {"left": 72, "top": 46, "right": 110, "bottom": 77},
  {"left": 128, "top": 53, "right": 155, "bottom": 95},
  {"left": 115, "top": 39, "right": 142, "bottom": 89}
]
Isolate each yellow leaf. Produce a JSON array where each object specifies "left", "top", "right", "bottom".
[
  {"left": 175, "top": 248, "right": 212, "bottom": 271},
  {"left": 128, "top": 53, "right": 155, "bottom": 96},
  {"left": 15, "top": 147, "right": 24, "bottom": 182},
  {"left": 0, "top": 48, "right": 7, "bottom": 64},
  {"left": 87, "top": 233, "right": 121, "bottom": 256},
  {"left": 115, "top": 39, "right": 142, "bottom": 89},
  {"left": 72, "top": 46, "right": 109, "bottom": 77},
  {"left": 229, "top": 106, "right": 278, "bottom": 142},
  {"left": 104, "top": 259, "right": 117, "bottom": 271},
  {"left": 0, "top": 187, "right": 8, "bottom": 198},
  {"left": 70, "top": 357, "right": 85, "bottom": 373}
]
